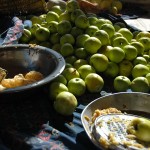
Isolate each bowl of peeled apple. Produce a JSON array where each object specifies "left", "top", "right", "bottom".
[{"left": 0, "top": 44, "right": 65, "bottom": 95}]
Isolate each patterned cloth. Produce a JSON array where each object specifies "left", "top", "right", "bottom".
[
  {"left": 1, "top": 17, "right": 24, "bottom": 45},
  {"left": 0, "top": 89, "right": 101, "bottom": 150}
]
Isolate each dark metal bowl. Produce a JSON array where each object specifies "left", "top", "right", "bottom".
[
  {"left": 81, "top": 92, "right": 150, "bottom": 149},
  {"left": 0, "top": 44, "right": 65, "bottom": 94}
]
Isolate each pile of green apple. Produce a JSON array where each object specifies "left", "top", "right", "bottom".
[{"left": 19, "top": 0, "right": 150, "bottom": 115}]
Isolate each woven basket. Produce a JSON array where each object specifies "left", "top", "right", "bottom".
[{"left": 0, "top": 0, "right": 47, "bottom": 16}]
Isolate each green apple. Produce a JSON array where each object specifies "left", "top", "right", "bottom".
[
  {"left": 75, "top": 47, "right": 88, "bottom": 59},
  {"left": 46, "top": 0, "right": 66, "bottom": 11},
  {"left": 119, "top": 59, "right": 133, "bottom": 77},
  {"left": 131, "top": 77, "right": 149, "bottom": 93},
  {"left": 132, "top": 64, "right": 150, "bottom": 79},
  {"left": 52, "top": 43, "right": 61, "bottom": 52},
  {"left": 30, "top": 16, "right": 43, "bottom": 25},
  {"left": 108, "top": 47, "right": 125, "bottom": 63},
  {"left": 51, "top": 5, "right": 63, "bottom": 15},
  {"left": 73, "top": 59, "right": 88, "bottom": 70},
  {"left": 54, "top": 91, "right": 78, "bottom": 116},
  {"left": 35, "top": 26, "right": 50, "bottom": 42},
  {"left": 60, "top": 34, "right": 75, "bottom": 45},
  {"left": 136, "top": 31, "right": 150, "bottom": 40},
  {"left": 132, "top": 30, "right": 141, "bottom": 39},
  {"left": 131, "top": 39, "right": 136, "bottom": 43},
  {"left": 84, "top": 37, "right": 102, "bottom": 54},
  {"left": 85, "top": 73, "right": 104, "bottom": 93},
  {"left": 41, "top": 22, "right": 49, "bottom": 28},
  {"left": 111, "top": 5, "right": 120, "bottom": 15},
  {"left": 110, "top": 32, "right": 123, "bottom": 44},
  {"left": 71, "top": 9, "right": 85, "bottom": 22},
  {"left": 78, "top": 64, "right": 96, "bottom": 79},
  {"left": 146, "top": 73, "right": 150, "bottom": 85},
  {"left": 93, "top": 30, "right": 110, "bottom": 46},
  {"left": 59, "top": 10, "right": 71, "bottom": 22},
  {"left": 143, "top": 54, "right": 150, "bottom": 62},
  {"left": 111, "top": 0, "right": 122, "bottom": 11},
  {"left": 19, "top": 29, "right": 32, "bottom": 43},
  {"left": 88, "top": 16, "right": 98, "bottom": 25},
  {"left": 29, "top": 39, "right": 40, "bottom": 45},
  {"left": 133, "top": 56, "right": 147, "bottom": 66},
  {"left": 147, "top": 62, "right": 150, "bottom": 71},
  {"left": 60, "top": 43, "right": 74, "bottom": 57},
  {"left": 118, "top": 28, "right": 133, "bottom": 42},
  {"left": 65, "top": 55, "right": 77, "bottom": 65},
  {"left": 114, "top": 22, "right": 126, "bottom": 28},
  {"left": 68, "top": 78, "right": 86, "bottom": 96},
  {"left": 57, "top": 20, "right": 72, "bottom": 35},
  {"left": 53, "top": 74, "right": 67, "bottom": 85},
  {"left": 49, "top": 82, "right": 68, "bottom": 100},
  {"left": 65, "top": 63, "right": 73, "bottom": 69},
  {"left": 62, "top": 67, "right": 80, "bottom": 81},
  {"left": 75, "top": 15, "right": 89, "bottom": 29},
  {"left": 100, "top": 23, "right": 115, "bottom": 38},
  {"left": 112, "top": 36, "right": 129, "bottom": 49},
  {"left": 103, "top": 61, "right": 119, "bottom": 78},
  {"left": 109, "top": 6, "right": 118, "bottom": 15},
  {"left": 113, "top": 76, "right": 131, "bottom": 92},
  {"left": 94, "top": 18, "right": 106, "bottom": 29},
  {"left": 46, "top": 11, "right": 59, "bottom": 23},
  {"left": 75, "top": 34, "right": 90, "bottom": 48},
  {"left": 39, "top": 41, "right": 52, "bottom": 48},
  {"left": 123, "top": 45, "right": 137, "bottom": 60},
  {"left": 138, "top": 37, "right": 150, "bottom": 51},
  {"left": 127, "top": 118, "right": 150, "bottom": 142},
  {"left": 113, "top": 24, "right": 121, "bottom": 32},
  {"left": 89, "top": 53, "right": 109, "bottom": 72},
  {"left": 48, "top": 21, "right": 58, "bottom": 33},
  {"left": 39, "top": 14, "right": 46, "bottom": 22},
  {"left": 66, "top": 0, "right": 80, "bottom": 12},
  {"left": 99, "top": 45, "right": 113, "bottom": 58},
  {"left": 104, "top": 19, "right": 113, "bottom": 25},
  {"left": 29, "top": 23, "right": 41, "bottom": 37},
  {"left": 85, "top": 25, "right": 99, "bottom": 37},
  {"left": 70, "top": 26, "right": 84, "bottom": 38},
  {"left": 49, "top": 33, "right": 61, "bottom": 44},
  {"left": 130, "top": 41, "right": 144, "bottom": 56}
]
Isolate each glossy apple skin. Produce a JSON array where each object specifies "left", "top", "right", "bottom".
[
  {"left": 35, "top": 27, "right": 50, "bottom": 42},
  {"left": 19, "top": 29, "right": 32, "bottom": 43},
  {"left": 127, "top": 118, "right": 150, "bottom": 142}
]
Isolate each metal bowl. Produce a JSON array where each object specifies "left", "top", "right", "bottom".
[
  {"left": 0, "top": 44, "right": 65, "bottom": 94},
  {"left": 81, "top": 92, "right": 150, "bottom": 149}
]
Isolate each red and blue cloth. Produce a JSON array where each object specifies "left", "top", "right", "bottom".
[{"left": 1, "top": 17, "right": 24, "bottom": 45}]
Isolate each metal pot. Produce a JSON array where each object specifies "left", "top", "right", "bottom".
[
  {"left": 0, "top": 44, "right": 65, "bottom": 94},
  {"left": 81, "top": 92, "right": 150, "bottom": 149}
]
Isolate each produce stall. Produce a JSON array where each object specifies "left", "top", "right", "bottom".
[{"left": 0, "top": 0, "right": 150, "bottom": 150}]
